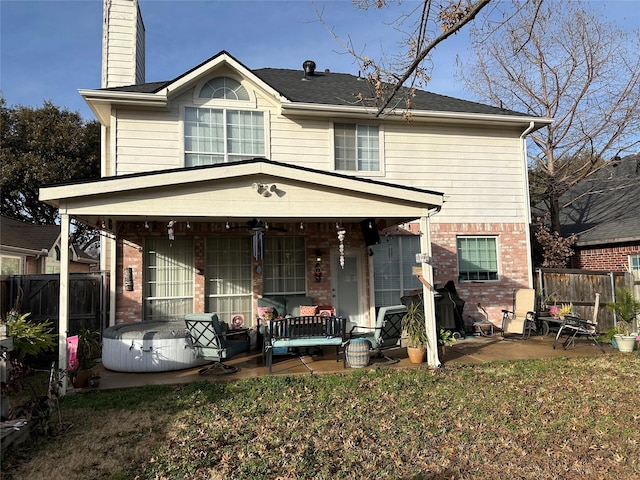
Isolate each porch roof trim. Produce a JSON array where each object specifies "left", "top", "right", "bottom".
[{"left": 40, "top": 159, "right": 444, "bottom": 227}]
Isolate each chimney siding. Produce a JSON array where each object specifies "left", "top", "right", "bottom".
[{"left": 102, "top": 0, "right": 145, "bottom": 88}]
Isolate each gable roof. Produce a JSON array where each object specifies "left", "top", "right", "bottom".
[
  {"left": 559, "top": 154, "right": 640, "bottom": 246},
  {"left": 40, "top": 158, "right": 444, "bottom": 229},
  {"left": 0, "top": 216, "right": 60, "bottom": 253},
  {"left": 82, "top": 50, "right": 551, "bottom": 127}
]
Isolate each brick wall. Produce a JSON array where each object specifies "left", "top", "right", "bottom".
[
  {"left": 114, "top": 220, "right": 532, "bottom": 329},
  {"left": 114, "top": 221, "right": 359, "bottom": 324},
  {"left": 431, "top": 222, "right": 531, "bottom": 328},
  {"left": 573, "top": 243, "right": 640, "bottom": 271}
]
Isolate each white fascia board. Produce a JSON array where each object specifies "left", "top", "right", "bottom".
[
  {"left": 256, "top": 163, "right": 443, "bottom": 206},
  {"left": 281, "top": 102, "right": 553, "bottom": 130},
  {"left": 40, "top": 162, "right": 443, "bottom": 209},
  {"left": 79, "top": 89, "right": 168, "bottom": 125},
  {"left": 78, "top": 89, "right": 167, "bottom": 106},
  {"left": 1, "top": 245, "right": 48, "bottom": 257}
]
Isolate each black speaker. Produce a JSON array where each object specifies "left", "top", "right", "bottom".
[{"left": 360, "top": 218, "right": 380, "bottom": 246}]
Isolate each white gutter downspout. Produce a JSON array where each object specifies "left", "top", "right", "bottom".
[
  {"left": 520, "top": 121, "right": 536, "bottom": 288},
  {"left": 420, "top": 207, "right": 442, "bottom": 368}
]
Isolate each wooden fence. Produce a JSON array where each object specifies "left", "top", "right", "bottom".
[
  {"left": 1, "top": 272, "right": 110, "bottom": 336},
  {"left": 534, "top": 268, "right": 634, "bottom": 332}
]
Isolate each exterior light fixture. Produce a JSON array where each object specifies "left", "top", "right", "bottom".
[{"left": 251, "top": 183, "right": 277, "bottom": 197}]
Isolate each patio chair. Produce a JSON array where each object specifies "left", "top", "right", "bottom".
[
  {"left": 184, "top": 313, "right": 250, "bottom": 375},
  {"left": 349, "top": 305, "right": 407, "bottom": 365},
  {"left": 553, "top": 293, "right": 605, "bottom": 353},
  {"left": 473, "top": 302, "right": 494, "bottom": 336},
  {"left": 501, "top": 288, "right": 536, "bottom": 339}
]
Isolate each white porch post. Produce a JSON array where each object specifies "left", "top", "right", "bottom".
[
  {"left": 108, "top": 233, "right": 117, "bottom": 327},
  {"left": 58, "top": 212, "right": 70, "bottom": 395},
  {"left": 420, "top": 214, "right": 441, "bottom": 368}
]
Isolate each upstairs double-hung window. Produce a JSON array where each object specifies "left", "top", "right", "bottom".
[
  {"left": 334, "top": 123, "right": 379, "bottom": 172},
  {"left": 184, "top": 77, "right": 264, "bottom": 166}
]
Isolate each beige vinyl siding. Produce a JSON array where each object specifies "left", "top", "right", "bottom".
[
  {"left": 383, "top": 123, "right": 527, "bottom": 223},
  {"left": 102, "top": 0, "right": 144, "bottom": 88},
  {"left": 107, "top": 72, "right": 529, "bottom": 223},
  {"left": 269, "top": 116, "right": 330, "bottom": 169},
  {"left": 114, "top": 110, "right": 181, "bottom": 175}
]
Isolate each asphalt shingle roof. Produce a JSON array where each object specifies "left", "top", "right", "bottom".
[
  {"left": 0, "top": 216, "right": 60, "bottom": 252},
  {"left": 559, "top": 154, "right": 640, "bottom": 245},
  {"left": 98, "top": 51, "right": 530, "bottom": 117}
]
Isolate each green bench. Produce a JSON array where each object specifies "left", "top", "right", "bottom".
[{"left": 264, "top": 315, "right": 347, "bottom": 373}]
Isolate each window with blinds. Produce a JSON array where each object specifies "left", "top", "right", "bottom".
[
  {"left": 371, "top": 236, "right": 422, "bottom": 307},
  {"left": 263, "top": 237, "right": 306, "bottom": 295},
  {"left": 457, "top": 236, "right": 498, "bottom": 281},
  {"left": 144, "top": 237, "right": 194, "bottom": 321},
  {"left": 205, "top": 237, "right": 253, "bottom": 326},
  {"left": 334, "top": 123, "right": 379, "bottom": 172},
  {"left": 184, "top": 107, "right": 264, "bottom": 166}
]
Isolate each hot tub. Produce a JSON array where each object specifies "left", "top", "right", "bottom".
[{"left": 102, "top": 321, "right": 209, "bottom": 373}]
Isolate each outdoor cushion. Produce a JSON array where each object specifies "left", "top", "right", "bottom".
[
  {"left": 258, "top": 295, "right": 314, "bottom": 317},
  {"left": 299, "top": 305, "right": 318, "bottom": 316}
]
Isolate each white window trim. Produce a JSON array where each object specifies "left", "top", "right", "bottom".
[
  {"left": 192, "top": 76, "right": 258, "bottom": 108},
  {"left": 330, "top": 121, "right": 385, "bottom": 177},
  {"left": 1, "top": 254, "right": 24, "bottom": 275},
  {"left": 180, "top": 104, "right": 270, "bottom": 167},
  {"left": 456, "top": 235, "right": 501, "bottom": 283}
]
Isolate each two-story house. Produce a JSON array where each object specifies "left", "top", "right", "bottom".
[{"left": 40, "top": 0, "right": 551, "bottom": 369}]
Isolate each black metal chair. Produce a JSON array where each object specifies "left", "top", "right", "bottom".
[
  {"left": 184, "top": 313, "right": 250, "bottom": 375},
  {"left": 553, "top": 293, "right": 605, "bottom": 353},
  {"left": 349, "top": 304, "right": 407, "bottom": 365}
]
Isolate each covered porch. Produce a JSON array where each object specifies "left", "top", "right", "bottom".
[
  {"left": 40, "top": 159, "right": 445, "bottom": 394},
  {"left": 90, "top": 333, "right": 615, "bottom": 390}
]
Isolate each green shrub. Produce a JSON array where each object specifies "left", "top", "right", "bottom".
[{"left": 4, "top": 312, "right": 56, "bottom": 360}]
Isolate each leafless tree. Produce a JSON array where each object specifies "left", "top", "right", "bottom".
[
  {"left": 317, "top": 0, "right": 497, "bottom": 117},
  {"left": 460, "top": 0, "right": 640, "bottom": 232}
]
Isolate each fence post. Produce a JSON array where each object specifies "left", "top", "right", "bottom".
[{"left": 609, "top": 272, "right": 617, "bottom": 326}]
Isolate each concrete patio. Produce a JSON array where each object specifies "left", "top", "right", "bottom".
[{"left": 88, "top": 333, "right": 619, "bottom": 392}]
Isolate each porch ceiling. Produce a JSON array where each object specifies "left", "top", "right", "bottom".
[{"left": 40, "top": 159, "right": 444, "bottom": 227}]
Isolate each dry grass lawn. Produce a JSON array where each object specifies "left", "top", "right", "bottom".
[{"left": 2, "top": 354, "right": 639, "bottom": 479}]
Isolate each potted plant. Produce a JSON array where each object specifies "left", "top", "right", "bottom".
[
  {"left": 606, "top": 287, "right": 640, "bottom": 353},
  {"left": 402, "top": 302, "right": 429, "bottom": 363},
  {"left": 72, "top": 327, "right": 102, "bottom": 387},
  {"left": 438, "top": 328, "right": 456, "bottom": 359}
]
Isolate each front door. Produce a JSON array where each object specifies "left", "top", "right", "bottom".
[{"left": 332, "top": 249, "right": 366, "bottom": 326}]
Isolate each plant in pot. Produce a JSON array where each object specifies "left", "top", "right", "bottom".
[
  {"left": 606, "top": 287, "right": 640, "bottom": 353},
  {"left": 72, "top": 327, "right": 102, "bottom": 387},
  {"left": 402, "top": 302, "right": 429, "bottom": 364},
  {"left": 438, "top": 328, "right": 456, "bottom": 359}
]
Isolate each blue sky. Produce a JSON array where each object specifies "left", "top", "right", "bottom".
[{"left": 1, "top": 0, "right": 638, "bottom": 120}]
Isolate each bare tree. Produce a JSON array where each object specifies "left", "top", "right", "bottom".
[
  {"left": 461, "top": 0, "right": 640, "bottom": 232},
  {"left": 317, "top": 0, "right": 495, "bottom": 117}
]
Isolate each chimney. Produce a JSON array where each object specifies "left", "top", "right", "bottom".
[{"left": 102, "top": 0, "right": 145, "bottom": 88}]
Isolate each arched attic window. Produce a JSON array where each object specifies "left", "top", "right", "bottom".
[{"left": 200, "top": 77, "right": 250, "bottom": 101}]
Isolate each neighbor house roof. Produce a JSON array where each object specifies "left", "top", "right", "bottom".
[
  {"left": 0, "top": 216, "right": 60, "bottom": 254},
  {"left": 0, "top": 215, "right": 98, "bottom": 264},
  {"left": 559, "top": 154, "right": 640, "bottom": 246}
]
